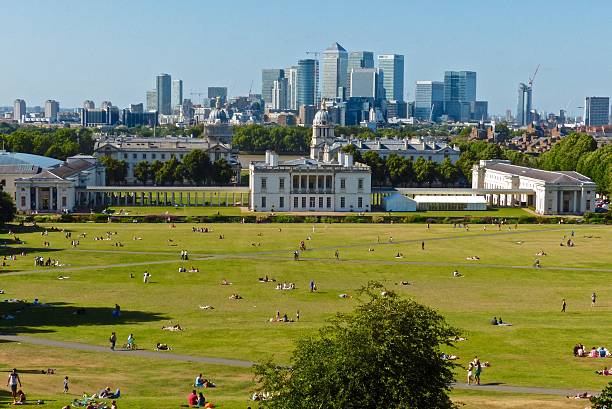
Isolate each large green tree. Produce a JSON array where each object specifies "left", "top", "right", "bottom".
[
  {"left": 99, "top": 156, "right": 127, "bottom": 185},
  {"left": 182, "top": 149, "right": 212, "bottom": 185},
  {"left": 591, "top": 382, "right": 612, "bottom": 408},
  {"left": 134, "top": 161, "right": 150, "bottom": 185},
  {"left": 254, "top": 282, "right": 460, "bottom": 409},
  {"left": 212, "top": 158, "right": 234, "bottom": 185},
  {"left": 540, "top": 133, "right": 597, "bottom": 171},
  {"left": 577, "top": 145, "right": 612, "bottom": 195},
  {"left": 0, "top": 191, "right": 17, "bottom": 224},
  {"left": 438, "top": 157, "right": 459, "bottom": 185},
  {"left": 361, "top": 151, "right": 386, "bottom": 186}
]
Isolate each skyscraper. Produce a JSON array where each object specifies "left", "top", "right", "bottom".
[
  {"left": 261, "top": 69, "right": 285, "bottom": 107},
  {"left": 208, "top": 87, "right": 228, "bottom": 104},
  {"left": 322, "top": 42, "right": 348, "bottom": 100},
  {"left": 285, "top": 66, "right": 298, "bottom": 110},
  {"left": 377, "top": 54, "right": 404, "bottom": 101},
  {"left": 271, "top": 78, "right": 288, "bottom": 110},
  {"left": 349, "top": 68, "right": 380, "bottom": 99},
  {"left": 297, "top": 59, "right": 318, "bottom": 108},
  {"left": 172, "top": 79, "right": 183, "bottom": 112},
  {"left": 584, "top": 97, "right": 610, "bottom": 126},
  {"left": 443, "top": 71, "right": 476, "bottom": 102},
  {"left": 146, "top": 90, "right": 157, "bottom": 112},
  {"left": 156, "top": 73, "right": 172, "bottom": 115},
  {"left": 348, "top": 51, "right": 374, "bottom": 91},
  {"left": 13, "top": 99, "right": 26, "bottom": 123},
  {"left": 414, "top": 81, "right": 444, "bottom": 121},
  {"left": 517, "top": 83, "right": 532, "bottom": 126},
  {"left": 44, "top": 100, "right": 59, "bottom": 122}
]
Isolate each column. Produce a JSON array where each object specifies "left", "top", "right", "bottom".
[
  {"left": 187, "top": 192, "right": 190, "bottom": 206},
  {"left": 171, "top": 192, "right": 175, "bottom": 205},
  {"left": 164, "top": 192, "right": 168, "bottom": 205},
  {"left": 125, "top": 193, "right": 129, "bottom": 206},
  {"left": 179, "top": 192, "right": 183, "bottom": 205},
  {"left": 572, "top": 190, "right": 578, "bottom": 213},
  {"left": 232, "top": 192, "right": 235, "bottom": 206},
  {"left": 225, "top": 192, "right": 228, "bottom": 207},
  {"left": 140, "top": 192, "right": 144, "bottom": 206}
]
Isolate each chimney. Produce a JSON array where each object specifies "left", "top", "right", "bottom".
[
  {"left": 269, "top": 151, "right": 279, "bottom": 167},
  {"left": 265, "top": 150, "right": 271, "bottom": 165},
  {"left": 344, "top": 153, "right": 354, "bottom": 167},
  {"left": 337, "top": 151, "right": 345, "bottom": 165}
]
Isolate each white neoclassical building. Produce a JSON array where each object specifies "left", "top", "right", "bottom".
[
  {"left": 472, "top": 159, "right": 596, "bottom": 215},
  {"left": 249, "top": 108, "right": 371, "bottom": 212}
]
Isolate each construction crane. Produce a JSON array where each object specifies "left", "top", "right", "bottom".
[{"left": 528, "top": 64, "right": 540, "bottom": 88}]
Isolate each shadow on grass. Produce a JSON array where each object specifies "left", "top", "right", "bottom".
[
  {"left": 0, "top": 389, "right": 13, "bottom": 405},
  {"left": 0, "top": 302, "right": 168, "bottom": 335}
]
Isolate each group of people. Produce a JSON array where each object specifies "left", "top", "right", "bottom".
[
  {"left": 573, "top": 343, "right": 610, "bottom": 358},
  {"left": 467, "top": 357, "right": 483, "bottom": 385},
  {"left": 108, "top": 332, "right": 135, "bottom": 351},
  {"left": 34, "top": 256, "right": 62, "bottom": 267},
  {"left": 180, "top": 250, "right": 190, "bottom": 260}
]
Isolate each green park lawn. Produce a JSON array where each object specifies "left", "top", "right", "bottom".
[{"left": 1, "top": 222, "right": 611, "bottom": 408}]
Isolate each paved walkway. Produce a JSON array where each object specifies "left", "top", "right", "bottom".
[
  {"left": 0, "top": 335, "right": 253, "bottom": 368},
  {"left": 0, "top": 334, "right": 597, "bottom": 396}
]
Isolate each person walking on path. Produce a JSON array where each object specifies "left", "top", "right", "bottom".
[
  {"left": 63, "top": 376, "right": 69, "bottom": 394},
  {"left": 7, "top": 369, "right": 21, "bottom": 402},
  {"left": 592, "top": 292, "right": 597, "bottom": 307},
  {"left": 467, "top": 362, "right": 474, "bottom": 385},
  {"left": 334, "top": 249, "right": 339, "bottom": 260},
  {"left": 561, "top": 299, "right": 567, "bottom": 312},
  {"left": 473, "top": 357, "right": 482, "bottom": 385},
  {"left": 421, "top": 241, "right": 425, "bottom": 250},
  {"left": 109, "top": 332, "right": 117, "bottom": 350}
]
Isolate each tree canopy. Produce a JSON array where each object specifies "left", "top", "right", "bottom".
[
  {"left": 254, "top": 282, "right": 460, "bottom": 409},
  {"left": 0, "top": 191, "right": 17, "bottom": 224}
]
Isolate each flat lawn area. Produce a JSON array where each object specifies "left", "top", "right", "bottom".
[{"left": 1, "top": 222, "right": 611, "bottom": 407}]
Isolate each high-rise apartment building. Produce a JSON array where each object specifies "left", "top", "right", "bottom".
[
  {"left": 207, "top": 87, "right": 228, "bottom": 104},
  {"left": 146, "top": 90, "right": 157, "bottom": 112},
  {"left": 377, "top": 54, "right": 404, "bottom": 102},
  {"left": 584, "top": 97, "right": 610, "bottom": 126},
  {"left": 297, "top": 59, "right": 318, "bottom": 108},
  {"left": 443, "top": 71, "right": 476, "bottom": 102},
  {"left": 172, "top": 79, "right": 183, "bottom": 112},
  {"left": 349, "top": 68, "right": 380, "bottom": 99},
  {"left": 414, "top": 81, "right": 444, "bottom": 121},
  {"left": 285, "top": 66, "right": 298, "bottom": 110},
  {"left": 271, "top": 78, "right": 288, "bottom": 110},
  {"left": 322, "top": 42, "right": 348, "bottom": 100},
  {"left": 13, "top": 99, "right": 26, "bottom": 123},
  {"left": 517, "top": 83, "right": 532, "bottom": 126},
  {"left": 262, "top": 69, "right": 285, "bottom": 107},
  {"left": 156, "top": 73, "right": 172, "bottom": 115},
  {"left": 83, "top": 100, "right": 95, "bottom": 110},
  {"left": 44, "top": 100, "right": 59, "bottom": 122}
]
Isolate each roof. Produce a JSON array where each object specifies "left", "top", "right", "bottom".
[
  {"left": 413, "top": 195, "right": 488, "bottom": 204},
  {"left": 485, "top": 162, "right": 594, "bottom": 184},
  {"left": 251, "top": 156, "right": 370, "bottom": 171},
  {"left": 0, "top": 164, "right": 41, "bottom": 175},
  {"left": 0, "top": 151, "right": 63, "bottom": 169},
  {"left": 49, "top": 159, "right": 97, "bottom": 179},
  {"left": 94, "top": 137, "right": 231, "bottom": 151},
  {"left": 325, "top": 42, "right": 346, "bottom": 52},
  {"left": 329, "top": 138, "right": 459, "bottom": 153}
]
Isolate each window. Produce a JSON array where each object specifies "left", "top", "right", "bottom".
[
  {"left": 358, "top": 197, "right": 363, "bottom": 208},
  {"left": 123, "top": 154, "right": 128, "bottom": 159},
  {"left": 301, "top": 197, "right": 306, "bottom": 208},
  {"left": 62, "top": 196, "right": 67, "bottom": 207},
  {"left": 318, "top": 197, "right": 323, "bottom": 208},
  {"left": 180, "top": 154, "right": 184, "bottom": 159},
  {"left": 293, "top": 175, "right": 299, "bottom": 189},
  {"left": 279, "top": 178, "right": 285, "bottom": 190},
  {"left": 586, "top": 191, "right": 591, "bottom": 195},
  {"left": 340, "top": 197, "right": 346, "bottom": 208},
  {"left": 132, "top": 154, "right": 137, "bottom": 159},
  {"left": 152, "top": 154, "right": 157, "bottom": 159},
  {"left": 142, "top": 154, "right": 147, "bottom": 159},
  {"left": 293, "top": 197, "right": 299, "bottom": 208},
  {"left": 279, "top": 197, "right": 284, "bottom": 208},
  {"left": 326, "top": 197, "right": 331, "bottom": 208},
  {"left": 261, "top": 178, "right": 267, "bottom": 190},
  {"left": 358, "top": 178, "right": 364, "bottom": 189},
  {"left": 340, "top": 178, "right": 346, "bottom": 189},
  {"left": 261, "top": 196, "right": 266, "bottom": 208},
  {"left": 587, "top": 200, "right": 591, "bottom": 209},
  {"left": 20, "top": 196, "right": 26, "bottom": 207},
  {"left": 309, "top": 197, "right": 316, "bottom": 207},
  {"left": 161, "top": 154, "right": 166, "bottom": 159}
]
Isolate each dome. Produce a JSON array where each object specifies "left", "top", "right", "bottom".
[
  {"left": 313, "top": 108, "right": 331, "bottom": 126},
  {"left": 207, "top": 107, "right": 228, "bottom": 124}
]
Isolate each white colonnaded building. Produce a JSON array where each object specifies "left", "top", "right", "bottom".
[
  {"left": 472, "top": 159, "right": 597, "bottom": 215},
  {"left": 249, "top": 108, "right": 371, "bottom": 212}
]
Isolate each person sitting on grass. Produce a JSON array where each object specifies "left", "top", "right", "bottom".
[
  {"left": 566, "top": 392, "right": 591, "bottom": 399},
  {"left": 162, "top": 324, "right": 183, "bottom": 331},
  {"left": 156, "top": 343, "right": 170, "bottom": 350},
  {"left": 491, "top": 317, "right": 498, "bottom": 325},
  {"left": 596, "top": 366, "right": 612, "bottom": 375},
  {"left": 188, "top": 390, "right": 198, "bottom": 406},
  {"left": 453, "top": 270, "right": 462, "bottom": 277},
  {"left": 14, "top": 389, "right": 26, "bottom": 405},
  {"left": 195, "top": 374, "right": 204, "bottom": 387},
  {"left": 196, "top": 392, "right": 206, "bottom": 407},
  {"left": 589, "top": 347, "right": 599, "bottom": 358}
]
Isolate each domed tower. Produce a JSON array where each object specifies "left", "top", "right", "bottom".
[{"left": 310, "top": 107, "right": 335, "bottom": 160}]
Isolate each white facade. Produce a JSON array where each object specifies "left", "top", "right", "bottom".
[
  {"left": 249, "top": 108, "right": 372, "bottom": 212},
  {"left": 472, "top": 160, "right": 597, "bottom": 215}
]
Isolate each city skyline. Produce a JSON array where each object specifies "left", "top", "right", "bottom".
[{"left": 2, "top": 0, "right": 612, "bottom": 116}]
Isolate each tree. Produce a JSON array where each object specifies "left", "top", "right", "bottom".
[
  {"left": 156, "top": 158, "right": 179, "bottom": 186},
  {"left": 212, "top": 158, "right": 234, "bottom": 185},
  {"left": 361, "top": 151, "right": 386, "bottom": 186},
  {"left": 99, "top": 156, "right": 127, "bottom": 185},
  {"left": 386, "top": 154, "right": 413, "bottom": 187},
  {"left": 340, "top": 144, "right": 362, "bottom": 163},
  {"left": 134, "top": 161, "right": 150, "bottom": 185},
  {"left": 0, "top": 191, "right": 16, "bottom": 224},
  {"left": 438, "top": 157, "right": 458, "bottom": 186},
  {"left": 591, "top": 382, "right": 612, "bottom": 408},
  {"left": 540, "top": 133, "right": 597, "bottom": 171},
  {"left": 414, "top": 157, "right": 437, "bottom": 186},
  {"left": 182, "top": 149, "right": 212, "bottom": 185},
  {"left": 576, "top": 145, "right": 612, "bottom": 195},
  {"left": 254, "top": 282, "right": 460, "bottom": 409}
]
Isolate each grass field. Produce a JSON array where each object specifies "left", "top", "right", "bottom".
[{"left": 1, "top": 222, "right": 611, "bottom": 408}]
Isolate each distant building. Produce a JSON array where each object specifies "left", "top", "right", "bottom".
[
  {"left": 470, "top": 101, "right": 488, "bottom": 121},
  {"left": 517, "top": 83, "right": 532, "bottom": 126},
  {"left": 347, "top": 51, "right": 374, "bottom": 92},
  {"left": 261, "top": 69, "right": 284, "bottom": 107},
  {"left": 202, "top": 97, "right": 234, "bottom": 143},
  {"left": 156, "top": 73, "right": 172, "bottom": 115},
  {"left": 444, "top": 71, "right": 476, "bottom": 102},
  {"left": 0, "top": 150, "right": 63, "bottom": 199},
  {"left": 83, "top": 100, "right": 95, "bottom": 110},
  {"left": 332, "top": 137, "right": 460, "bottom": 163},
  {"left": 472, "top": 159, "right": 596, "bottom": 215},
  {"left": 285, "top": 66, "right": 298, "bottom": 110},
  {"left": 121, "top": 109, "right": 158, "bottom": 128},
  {"left": 80, "top": 106, "right": 120, "bottom": 127},
  {"left": 44, "top": 100, "right": 60, "bottom": 122},
  {"left": 299, "top": 104, "right": 317, "bottom": 125},
  {"left": 13, "top": 99, "right": 26, "bottom": 123},
  {"left": 129, "top": 103, "right": 143, "bottom": 113},
  {"left": 146, "top": 90, "right": 157, "bottom": 112},
  {"left": 172, "top": 79, "right": 183, "bottom": 113},
  {"left": 271, "top": 78, "right": 288, "bottom": 110},
  {"left": 322, "top": 42, "right": 348, "bottom": 100},
  {"left": 378, "top": 54, "right": 404, "bottom": 101},
  {"left": 297, "top": 59, "right": 318, "bottom": 108},
  {"left": 384, "top": 100, "right": 408, "bottom": 120},
  {"left": 14, "top": 155, "right": 106, "bottom": 213},
  {"left": 350, "top": 68, "right": 381, "bottom": 99},
  {"left": 207, "top": 87, "right": 228, "bottom": 104},
  {"left": 414, "top": 81, "right": 444, "bottom": 121},
  {"left": 584, "top": 97, "right": 610, "bottom": 126}
]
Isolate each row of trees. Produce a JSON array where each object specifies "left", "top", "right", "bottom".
[
  {"left": 232, "top": 125, "right": 310, "bottom": 152},
  {"left": 0, "top": 127, "right": 95, "bottom": 161},
  {"left": 99, "top": 150, "right": 234, "bottom": 186}
]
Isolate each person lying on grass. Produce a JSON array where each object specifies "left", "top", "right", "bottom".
[
  {"left": 162, "top": 324, "right": 183, "bottom": 331},
  {"left": 596, "top": 366, "right": 612, "bottom": 375}
]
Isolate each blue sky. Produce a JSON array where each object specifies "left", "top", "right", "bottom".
[{"left": 2, "top": 0, "right": 611, "bottom": 116}]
